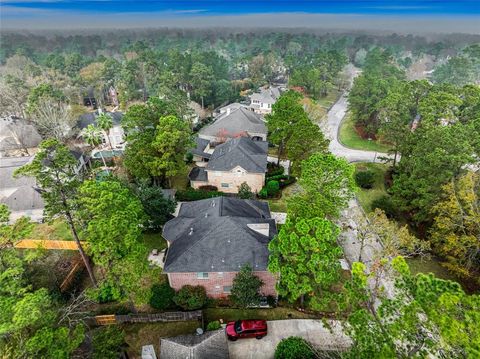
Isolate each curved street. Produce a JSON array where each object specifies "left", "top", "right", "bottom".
[{"left": 325, "top": 94, "right": 389, "bottom": 163}]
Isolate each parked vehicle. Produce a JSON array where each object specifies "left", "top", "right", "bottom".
[{"left": 225, "top": 319, "right": 268, "bottom": 341}]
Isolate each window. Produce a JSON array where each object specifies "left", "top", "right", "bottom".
[
  {"left": 196, "top": 272, "right": 209, "bottom": 279},
  {"left": 223, "top": 286, "right": 232, "bottom": 294},
  {"left": 221, "top": 183, "right": 229, "bottom": 188},
  {"left": 217, "top": 272, "right": 224, "bottom": 277}
]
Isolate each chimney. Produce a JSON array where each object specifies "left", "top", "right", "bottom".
[
  {"left": 247, "top": 223, "right": 270, "bottom": 236},
  {"left": 226, "top": 108, "right": 231, "bottom": 115},
  {"left": 189, "top": 227, "right": 194, "bottom": 235}
]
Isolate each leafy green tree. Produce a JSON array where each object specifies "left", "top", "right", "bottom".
[
  {"left": 287, "top": 153, "right": 356, "bottom": 220},
  {"left": 149, "top": 283, "right": 175, "bottom": 310},
  {"left": 78, "top": 179, "right": 149, "bottom": 309},
  {"left": 14, "top": 139, "right": 97, "bottom": 285},
  {"left": 92, "top": 326, "right": 126, "bottom": 359},
  {"left": 268, "top": 217, "right": 342, "bottom": 309},
  {"left": 0, "top": 206, "right": 84, "bottom": 358},
  {"left": 173, "top": 285, "right": 207, "bottom": 310},
  {"left": 344, "top": 257, "right": 480, "bottom": 358},
  {"left": 230, "top": 265, "right": 264, "bottom": 308},
  {"left": 135, "top": 183, "right": 176, "bottom": 230},
  {"left": 430, "top": 171, "right": 480, "bottom": 285},
  {"left": 266, "top": 90, "right": 328, "bottom": 170},
  {"left": 122, "top": 98, "right": 192, "bottom": 185},
  {"left": 237, "top": 182, "right": 254, "bottom": 199},
  {"left": 83, "top": 124, "right": 108, "bottom": 168},
  {"left": 274, "top": 337, "right": 315, "bottom": 359},
  {"left": 96, "top": 112, "right": 114, "bottom": 150},
  {"left": 190, "top": 62, "right": 214, "bottom": 108},
  {"left": 391, "top": 121, "right": 474, "bottom": 224},
  {"left": 26, "top": 83, "right": 63, "bottom": 114}
]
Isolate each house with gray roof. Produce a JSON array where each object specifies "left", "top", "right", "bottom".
[
  {"left": 0, "top": 116, "right": 42, "bottom": 157},
  {"left": 162, "top": 196, "right": 277, "bottom": 298},
  {"left": 0, "top": 156, "right": 44, "bottom": 222},
  {"left": 198, "top": 107, "right": 267, "bottom": 143},
  {"left": 160, "top": 330, "right": 229, "bottom": 359},
  {"left": 189, "top": 137, "right": 268, "bottom": 193},
  {"left": 249, "top": 86, "right": 282, "bottom": 115}
]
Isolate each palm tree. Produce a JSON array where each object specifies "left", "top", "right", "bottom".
[
  {"left": 96, "top": 112, "right": 114, "bottom": 151},
  {"left": 83, "top": 124, "right": 108, "bottom": 170}
]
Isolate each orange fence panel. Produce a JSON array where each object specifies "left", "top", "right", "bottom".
[{"left": 14, "top": 239, "right": 87, "bottom": 250}]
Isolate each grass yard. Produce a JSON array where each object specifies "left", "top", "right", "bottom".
[
  {"left": 354, "top": 162, "right": 389, "bottom": 212},
  {"left": 315, "top": 87, "right": 341, "bottom": 109},
  {"left": 141, "top": 232, "right": 167, "bottom": 253},
  {"left": 267, "top": 183, "right": 300, "bottom": 213},
  {"left": 204, "top": 307, "right": 317, "bottom": 324},
  {"left": 123, "top": 320, "right": 200, "bottom": 358},
  {"left": 406, "top": 257, "right": 458, "bottom": 282},
  {"left": 29, "top": 220, "right": 73, "bottom": 241},
  {"left": 339, "top": 115, "right": 391, "bottom": 153}
]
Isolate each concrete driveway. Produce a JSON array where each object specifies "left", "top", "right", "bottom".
[{"left": 227, "top": 319, "right": 351, "bottom": 359}]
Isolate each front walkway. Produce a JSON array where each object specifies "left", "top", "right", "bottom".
[{"left": 227, "top": 319, "right": 351, "bottom": 359}]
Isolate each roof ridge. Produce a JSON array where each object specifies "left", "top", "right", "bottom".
[
  {"left": 167, "top": 217, "right": 226, "bottom": 269},
  {"left": 236, "top": 143, "right": 264, "bottom": 172}
]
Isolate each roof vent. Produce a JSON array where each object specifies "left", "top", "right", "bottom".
[
  {"left": 205, "top": 213, "right": 208, "bottom": 218},
  {"left": 211, "top": 200, "right": 216, "bottom": 207},
  {"left": 189, "top": 227, "right": 194, "bottom": 235}
]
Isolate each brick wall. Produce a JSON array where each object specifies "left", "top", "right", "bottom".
[{"left": 167, "top": 270, "right": 277, "bottom": 299}]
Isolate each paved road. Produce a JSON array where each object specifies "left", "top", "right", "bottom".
[
  {"left": 325, "top": 94, "right": 388, "bottom": 163},
  {"left": 228, "top": 319, "right": 351, "bottom": 359}
]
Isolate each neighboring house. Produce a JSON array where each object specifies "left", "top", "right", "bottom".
[
  {"left": 216, "top": 102, "right": 246, "bottom": 116},
  {"left": 0, "top": 156, "right": 44, "bottom": 222},
  {"left": 160, "top": 330, "right": 228, "bottom": 359},
  {"left": 162, "top": 196, "right": 277, "bottom": 299},
  {"left": 76, "top": 110, "right": 125, "bottom": 149},
  {"left": 0, "top": 116, "right": 42, "bottom": 158},
  {"left": 198, "top": 107, "right": 267, "bottom": 143},
  {"left": 249, "top": 86, "right": 282, "bottom": 115},
  {"left": 189, "top": 137, "right": 268, "bottom": 193}
]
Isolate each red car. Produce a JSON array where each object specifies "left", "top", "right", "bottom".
[{"left": 225, "top": 319, "right": 268, "bottom": 341}]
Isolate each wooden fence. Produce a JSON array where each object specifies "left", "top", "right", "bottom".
[
  {"left": 93, "top": 310, "right": 203, "bottom": 326},
  {"left": 59, "top": 257, "right": 85, "bottom": 292},
  {"left": 14, "top": 239, "right": 87, "bottom": 250}
]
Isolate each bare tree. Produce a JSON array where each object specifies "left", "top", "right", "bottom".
[{"left": 30, "top": 99, "right": 76, "bottom": 141}]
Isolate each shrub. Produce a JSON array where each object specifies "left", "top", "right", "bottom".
[
  {"left": 371, "top": 195, "right": 397, "bottom": 217},
  {"left": 266, "top": 295, "right": 277, "bottom": 307},
  {"left": 176, "top": 188, "right": 225, "bottom": 201},
  {"left": 149, "top": 283, "right": 175, "bottom": 310},
  {"left": 92, "top": 326, "right": 126, "bottom": 359},
  {"left": 185, "top": 152, "right": 194, "bottom": 164},
  {"left": 267, "top": 163, "right": 284, "bottom": 176},
  {"left": 267, "top": 175, "right": 296, "bottom": 188},
  {"left": 199, "top": 185, "right": 218, "bottom": 191},
  {"left": 238, "top": 182, "right": 254, "bottom": 199},
  {"left": 173, "top": 285, "right": 208, "bottom": 310},
  {"left": 95, "top": 284, "right": 122, "bottom": 303},
  {"left": 258, "top": 187, "right": 269, "bottom": 199},
  {"left": 206, "top": 320, "right": 221, "bottom": 331},
  {"left": 266, "top": 180, "right": 280, "bottom": 197},
  {"left": 230, "top": 265, "right": 264, "bottom": 308},
  {"left": 355, "top": 170, "right": 376, "bottom": 189},
  {"left": 274, "top": 337, "right": 315, "bottom": 359}
]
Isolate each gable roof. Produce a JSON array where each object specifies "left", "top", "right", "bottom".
[
  {"left": 206, "top": 137, "right": 268, "bottom": 173},
  {"left": 163, "top": 197, "right": 275, "bottom": 273},
  {"left": 250, "top": 86, "right": 281, "bottom": 104},
  {"left": 199, "top": 107, "right": 266, "bottom": 138},
  {"left": 160, "top": 330, "right": 229, "bottom": 359},
  {"left": 0, "top": 116, "right": 42, "bottom": 152}
]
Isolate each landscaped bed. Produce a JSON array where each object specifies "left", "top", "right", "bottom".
[
  {"left": 354, "top": 162, "right": 389, "bottom": 212},
  {"left": 339, "top": 115, "right": 391, "bottom": 152}
]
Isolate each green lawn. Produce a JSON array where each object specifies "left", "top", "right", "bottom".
[
  {"left": 316, "top": 87, "right": 341, "bottom": 109},
  {"left": 406, "top": 257, "right": 458, "bottom": 282},
  {"left": 141, "top": 232, "right": 167, "bottom": 253},
  {"left": 29, "top": 220, "right": 73, "bottom": 241},
  {"left": 204, "top": 307, "right": 317, "bottom": 324},
  {"left": 123, "top": 321, "right": 200, "bottom": 358},
  {"left": 339, "top": 115, "right": 391, "bottom": 152},
  {"left": 355, "top": 163, "right": 389, "bottom": 212},
  {"left": 267, "top": 183, "right": 300, "bottom": 213}
]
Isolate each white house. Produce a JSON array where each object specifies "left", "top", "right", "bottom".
[
  {"left": 249, "top": 86, "right": 282, "bottom": 115},
  {"left": 76, "top": 110, "right": 125, "bottom": 149}
]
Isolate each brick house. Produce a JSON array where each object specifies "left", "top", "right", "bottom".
[
  {"left": 162, "top": 197, "right": 278, "bottom": 298},
  {"left": 198, "top": 107, "right": 267, "bottom": 142},
  {"left": 189, "top": 137, "right": 267, "bottom": 194}
]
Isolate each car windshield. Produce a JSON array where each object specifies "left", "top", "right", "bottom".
[{"left": 234, "top": 320, "right": 242, "bottom": 333}]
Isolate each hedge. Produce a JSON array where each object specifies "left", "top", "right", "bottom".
[{"left": 266, "top": 175, "right": 296, "bottom": 188}]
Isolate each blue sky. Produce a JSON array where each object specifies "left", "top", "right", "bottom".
[
  {"left": 3, "top": 0, "right": 480, "bottom": 16},
  {"left": 2, "top": 1, "right": 480, "bottom": 31}
]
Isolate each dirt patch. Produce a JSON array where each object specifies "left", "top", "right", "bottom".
[{"left": 354, "top": 124, "right": 377, "bottom": 140}]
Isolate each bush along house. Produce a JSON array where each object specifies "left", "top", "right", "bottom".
[{"left": 162, "top": 197, "right": 278, "bottom": 299}]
